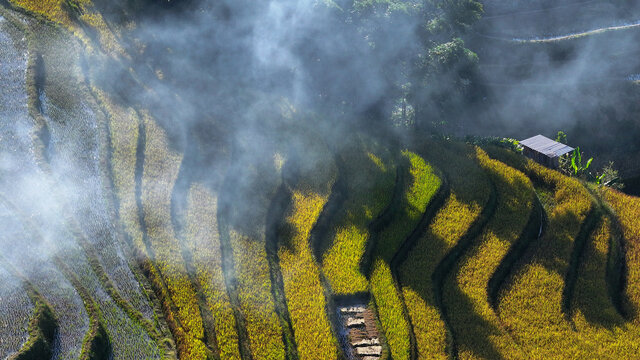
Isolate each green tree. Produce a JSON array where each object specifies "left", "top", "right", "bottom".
[
  {"left": 409, "top": 37, "right": 479, "bottom": 130},
  {"left": 556, "top": 131, "right": 567, "bottom": 144},
  {"left": 408, "top": 0, "right": 482, "bottom": 131},
  {"left": 570, "top": 147, "right": 593, "bottom": 177}
]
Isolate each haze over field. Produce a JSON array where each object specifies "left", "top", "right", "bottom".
[{"left": 0, "top": 0, "right": 640, "bottom": 359}]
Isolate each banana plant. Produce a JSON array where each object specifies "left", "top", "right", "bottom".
[{"left": 571, "top": 147, "right": 593, "bottom": 176}]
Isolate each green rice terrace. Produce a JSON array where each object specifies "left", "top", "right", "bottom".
[{"left": 1, "top": 0, "right": 640, "bottom": 359}]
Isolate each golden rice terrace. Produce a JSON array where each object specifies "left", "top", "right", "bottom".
[{"left": 1, "top": 0, "right": 640, "bottom": 359}]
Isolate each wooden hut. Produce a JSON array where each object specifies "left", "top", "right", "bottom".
[{"left": 520, "top": 135, "right": 574, "bottom": 169}]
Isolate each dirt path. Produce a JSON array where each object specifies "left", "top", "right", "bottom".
[{"left": 473, "top": 19, "right": 640, "bottom": 43}]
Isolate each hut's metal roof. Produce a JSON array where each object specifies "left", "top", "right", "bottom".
[{"left": 520, "top": 135, "right": 574, "bottom": 158}]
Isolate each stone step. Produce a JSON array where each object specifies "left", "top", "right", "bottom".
[
  {"left": 355, "top": 346, "right": 383, "bottom": 356},
  {"left": 340, "top": 306, "right": 367, "bottom": 314},
  {"left": 353, "top": 338, "right": 380, "bottom": 347},
  {"left": 346, "top": 317, "right": 366, "bottom": 327}
]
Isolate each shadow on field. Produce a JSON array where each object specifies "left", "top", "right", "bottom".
[
  {"left": 445, "top": 275, "right": 507, "bottom": 360},
  {"left": 395, "top": 140, "right": 498, "bottom": 359},
  {"left": 570, "top": 212, "right": 628, "bottom": 328},
  {"left": 398, "top": 224, "right": 504, "bottom": 360}
]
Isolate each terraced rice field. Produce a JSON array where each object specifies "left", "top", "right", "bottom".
[
  {"left": 183, "top": 184, "right": 241, "bottom": 360},
  {"left": 3, "top": 1, "right": 640, "bottom": 359},
  {"left": 321, "top": 137, "right": 397, "bottom": 295},
  {"left": 142, "top": 113, "right": 207, "bottom": 359},
  {"left": 218, "top": 137, "right": 289, "bottom": 360},
  {"left": 399, "top": 141, "right": 493, "bottom": 360},
  {"left": 276, "top": 137, "right": 340, "bottom": 360},
  {"left": 0, "top": 263, "right": 33, "bottom": 359},
  {"left": 369, "top": 150, "right": 441, "bottom": 360},
  {"left": 442, "top": 148, "right": 535, "bottom": 359},
  {"left": 603, "top": 189, "right": 640, "bottom": 319}
]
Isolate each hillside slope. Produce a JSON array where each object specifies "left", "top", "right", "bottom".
[{"left": 1, "top": 1, "right": 640, "bottom": 360}]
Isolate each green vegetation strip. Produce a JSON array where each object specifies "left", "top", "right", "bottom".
[
  {"left": 399, "top": 141, "right": 492, "bottom": 360},
  {"left": 1, "top": 259, "right": 58, "bottom": 360},
  {"left": 54, "top": 258, "right": 112, "bottom": 360},
  {"left": 9, "top": 300, "right": 57, "bottom": 360},
  {"left": 370, "top": 150, "right": 442, "bottom": 360},
  {"left": 443, "top": 148, "right": 534, "bottom": 360},
  {"left": 322, "top": 137, "right": 397, "bottom": 295}
]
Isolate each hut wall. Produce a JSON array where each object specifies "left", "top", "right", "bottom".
[{"left": 523, "top": 146, "right": 558, "bottom": 169}]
